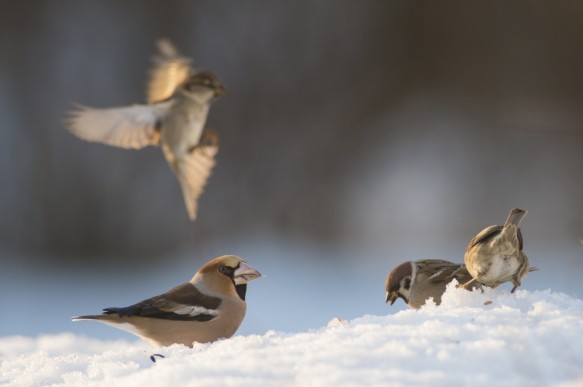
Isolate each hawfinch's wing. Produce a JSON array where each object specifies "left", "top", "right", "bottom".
[
  {"left": 174, "top": 130, "right": 219, "bottom": 221},
  {"left": 67, "top": 102, "right": 171, "bottom": 149},
  {"left": 147, "top": 39, "right": 192, "bottom": 103},
  {"left": 103, "top": 282, "right": 222, "bottom": 322}
]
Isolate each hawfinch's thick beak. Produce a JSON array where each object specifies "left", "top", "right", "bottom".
[
  {"left": 386, "top": 291, "right": 399, "bottom": 305},
  {"left": 234, "top": 262, "right": 262, "bottom": 285}
]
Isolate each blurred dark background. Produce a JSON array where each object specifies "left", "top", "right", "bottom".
[{"left": 1, "top": 1, "right": 582, "bottom": 338}]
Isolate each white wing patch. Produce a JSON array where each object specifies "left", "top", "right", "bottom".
[{"left": 172, "top": 305, "right": 218, "bottom": 317}]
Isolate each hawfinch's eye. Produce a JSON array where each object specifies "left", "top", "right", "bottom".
[{"left": 219, "top": 266, "right": 231, "bottom": 274}]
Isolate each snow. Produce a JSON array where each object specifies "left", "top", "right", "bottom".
[{"left": 2, "top": 284, "right": 583, "bottom": 386}]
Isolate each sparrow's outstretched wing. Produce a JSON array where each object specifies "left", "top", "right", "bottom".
[
  {"left": 168, "top": 129, "right": 219, "bottom": 221},
  {"left": 147, "top": 39, "right": 192, "bottom": 103},
  {"left": 67, "top": 102, "right": 170, "bottom": 149}
]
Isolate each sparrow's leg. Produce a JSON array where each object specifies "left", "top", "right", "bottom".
[
  {"left": 510, "top": 279, "right": 521, "bottom": 293},
  {"left": 150, "top": 353, "right": 165, "bottom": 363},
  {"left": 187, "top": 128, "right": 219, "bottom": 154},
  {"left": 149, "top": 122, "right": 162, "bottom": 146},
  {"left": 459, "top": 278, "right": 479, "bottom": 291}
]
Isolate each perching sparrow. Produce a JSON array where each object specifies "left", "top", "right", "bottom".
[
  {"left": 462, "top": 208, "right": 531, "bottom": 293},
  {"left": 67, "top": 39, "right": 225, "bottom": 220},
  {"left": 385, "top": 259, "right": 477, "bottom": 309},
  {"left": 73, "top": 255, "right": 261, "bottom": 347}
]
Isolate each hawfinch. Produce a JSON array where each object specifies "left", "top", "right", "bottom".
[
  {"left": 462, "top": 208, "right": 532, "bottom": 292},
  {"left": 67, "top": 39, "right": 225, "bottom": 221},
  {"left": 73, "top": 255, "right": 261, "bottom": 347},
  {"left": 385, "top": 259, "right": 477, "bottom": 309}
]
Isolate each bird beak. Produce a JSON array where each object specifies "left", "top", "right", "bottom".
[
  {"left": 214, "top": 85, "right": 226, "bottom": 96},
  {"left": 386, "top": 291, "right": 398, "bottom": 305},
  {"left": 234, "top": 262, "right": 262, "bottom": 285}
]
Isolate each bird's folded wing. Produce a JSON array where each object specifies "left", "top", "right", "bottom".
[
  {"left": 176, "top": 130, "right": 219, "bottom": 221},
  {"left": 67, "top": 102, "right": 170, "bottom": 149},
  {"left": 103, "top": 282, "right": 222, "bottom": 322},
  {"left": 466, "top": 225, "right": 503, "bottom": 250},
  {"left": 467, "top": 225, "right": 524, "bottom": 250},
  {"left": 417, "top": 259, "right": 457, "bottom": 270},
  {"left": 420, "top": 260, "right": 465, "bottom": 284},
  {"left": 147, "top": 39, "right": 192, "bottom": 103}
]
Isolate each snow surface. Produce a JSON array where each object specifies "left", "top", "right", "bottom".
[{"left": 2, "top": 284, "right": 583, "bottom": 387}]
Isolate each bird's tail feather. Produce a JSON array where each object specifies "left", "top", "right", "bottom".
[
  {"left": 504, "top": 208, "right": 527, "bottom": 227},
  {"left": 175, "top": 130, "right": 219, "bottom": 221}
]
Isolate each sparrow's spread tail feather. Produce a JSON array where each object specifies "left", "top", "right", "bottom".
[{"left": 174, "top": 130, "right": 219, "bottom": 221}]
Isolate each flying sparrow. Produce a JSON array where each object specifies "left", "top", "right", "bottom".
[
  {"left": 73, "top": 255, "right": 262, "bottom": 347},
  {"left": 67, "top": 39, "right": 225, "bottom": 220},
  {"left": 462, "top": 208, "right": 532, "bottom": 293},
  {"left": 385, "top": 259, "right": 478, "bottom": 309}
]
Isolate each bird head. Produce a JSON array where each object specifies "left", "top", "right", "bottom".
[
  {"left": 192, "top": 255, "right": 262, "bottom": 300},
  {"left": 385, "top": 261, "right": 414, "bottom": 305},
  {"left": 183, "top": 70, "right": 226, "bottom": 98}
]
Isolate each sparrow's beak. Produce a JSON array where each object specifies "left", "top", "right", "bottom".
[
  {"left": 386, "top": 291, "right": 399, "bottom": 305},
  {"left": 214, "top": 84, "right": 226, "bottom": 96},
  {"left": 234, "top": 262, "right": 262, "bottom": 285}
]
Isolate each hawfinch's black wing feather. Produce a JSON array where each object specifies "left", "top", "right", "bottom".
[{"left": 103, "top": 283, "right": 222, "bottom": 322}]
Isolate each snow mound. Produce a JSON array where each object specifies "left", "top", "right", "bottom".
[{"left": 2, "top": 287, "right": 583, "bottom": 386}]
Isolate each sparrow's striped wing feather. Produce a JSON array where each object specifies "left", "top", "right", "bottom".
[
  {"left": 417, "top": 260, "right": 472, "bottom": 284},
  {"left": 147, "top": 39, "right": 192, "bottom": 103},
  {"left": 102, "top": 282, "right": 222, "bottom": 322},
  {"left": 466, "top": 225, "right": 502, "bottom": 251},
  {"left": 67, "top": 103, "right": 170, "bottom": 149},
  {"left": 467, "top": 225, "right": 524, "bottom": 250}
]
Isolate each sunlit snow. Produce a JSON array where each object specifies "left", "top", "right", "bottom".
[{"left": 2, "top": 284, "right": 582, "bottom": 386}]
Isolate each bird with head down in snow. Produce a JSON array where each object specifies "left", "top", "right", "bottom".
[{"left": 385, "top": 259, "right": 478, "bottom": 309}]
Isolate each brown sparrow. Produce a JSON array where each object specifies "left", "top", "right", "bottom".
[
  {"left": 67, "top": 39, "right": 225, "bottom": 221},
  {"left": 385, "top": 259, "right": 477, "bottom": 309},
  {"left": 462, "top": 208, "right": 532, "bottom": 292},
  {"left": 73, "top": 255, "right": 261, "bottom": 347}
]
